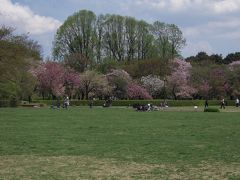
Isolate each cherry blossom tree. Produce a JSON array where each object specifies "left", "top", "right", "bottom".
[
  {"left": 79, "top": 70, "right": 112, "bottom": 99},
  {"left": 92, "top": 75, "right": 113, "bottom": 99},
  {"left": 167, "top": 59, "right": 197, "bottom": 99},
  {"left": 106, "top": 69, "right": 132, "bottom": 99},
  {"left": 198, "top": 80, "right": 212, "bottom": 99},
  {"left": 141, "top": 75, "right": 164, "bottom": 98},
  {"left": 208, "top": 66, "right": 230, "bottom": 99},
  {"left": 127, "top": 82, "right": 152, "bottom": 100},
  {"left": 64, "top": 68, "right": 81, "bottom": 98},
  {"left": 191, "top": 66, "right": 212, "bottom": 99},
  {"left": 191, "top": 64, "right": 231, "bottom": 99},
  {"left": 32, "top": 62, "right": 66, "bottom": 99}
]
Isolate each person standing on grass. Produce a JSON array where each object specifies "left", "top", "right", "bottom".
[
  {"left": 66, "top": 96, "right": 70, "bottom": 108},
  {"left": 236, "top": 98, "right": 239, "bottom": 107},
  {"left": 204, "top": 99, "right": 208, "bottom": 108},
  {"left": 64, "top": 96, "right": 70, "bottom": 109},
  {"left": 220, "top": 98, "right": 225, "bottom": 109},
  {"left": 57, "top": 96, "right": 61, "bottom": 109},
  {"left": 89, "top": 99, "right": 93, "bottom": 108}
]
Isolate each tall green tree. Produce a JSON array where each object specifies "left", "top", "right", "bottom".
[
  {"left": 151, "top": 21, "right": 171, "bottom": 60},
  {"left": 224, "top": 52, "right": 240, "bottom": 64},
  {"left": 136, "top": 20, "right": 154, "bottom": 60},
  {"left": 95, "top": 14, "right": 105, "bottom": 64},
  {"left": 125, "top": 17, "right": 137, "bottom": 61},
  {"left": 168, "top": 24, "right": 186, "bottom": 58},
  {"left": 53, "top": 10, "right": 96, "bottom": 72},
  {"left": 103, "top": 14, "right": 125, "bottom": 61},
  {"left": 0, "top": 26, "right": 41, "bottom": 100}
]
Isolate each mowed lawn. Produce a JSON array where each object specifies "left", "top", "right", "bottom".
[{"left": 0, "top": 107, "right": 240, "bottom": 179}]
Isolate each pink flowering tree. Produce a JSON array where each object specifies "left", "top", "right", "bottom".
[
  {"left": 209, "top": 66, "right": 230, "bottom": 99},
  {"left": 191, "top": 64, "right": 231, "bottom": 99},
  {"left": 127, "top": 82, "right": 152, "bottom": 100},
  {"left": 32, "top": 62, "right": 82, "bottom": 99},
  {"left": 64, "top": 68, "right": 81, "bottom": 98},
  {"left": 191, "top": 66, "right": 212, "bottom": 99},
  {"left": 32, "top": 62, "right": 66, "bottom": 99},
  {"left": 167, "top": 59, "right": 197, "bottom": 99},
  {"left": 198, "top": 80, "right": 212, "bottom": 99}
]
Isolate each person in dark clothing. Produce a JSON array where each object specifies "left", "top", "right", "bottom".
[
  {"left": 204, "top": 99, "right": 208, "bottom": 108},
  {"left": 56, "top": 96, "right": 61, "bottom": 109},
  {"left": 89, "top": 100, "right": 93, "bottom": 108}
]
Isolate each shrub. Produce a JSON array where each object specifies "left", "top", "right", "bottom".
[
  {"left": 0, "top": 100, "right": 10, "bottom": 107},
  {"left": 9, "top": 98, "right": 18, "bottom": 107},
  {"left": 204, "top": 108, "right": 220, "bottom": 112},
  {"left": 0, "top": 98, "right": 19, "bottom": 108}
]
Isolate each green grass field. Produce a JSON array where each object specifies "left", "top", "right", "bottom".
[{"left": 1, "top": 107, "right": 240, "bottom": 179}]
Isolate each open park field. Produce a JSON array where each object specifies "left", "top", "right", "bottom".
[{"left": 1, "top": 107, "right": 240, "bottom": 179}]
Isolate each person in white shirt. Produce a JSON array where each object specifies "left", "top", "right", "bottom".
[{"left": 236, "top": 98, "right": 239, "bottom": 107}]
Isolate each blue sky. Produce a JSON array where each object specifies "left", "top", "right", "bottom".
[{"left": 1, "top": 0, "right": 240, "bottom": 58}]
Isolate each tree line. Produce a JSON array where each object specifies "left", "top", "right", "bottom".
[
  {"left": 186, "top": 51, "right": 240, "bottom": 65},
  {"left": 1, "top": 8, "right": 240, "bottom": 102},
  {"left": 53, "top": 10, "right": 186, "bottom": 72},
  {"left": 30, "top": 58, "right": 240, "bottom": 101}
]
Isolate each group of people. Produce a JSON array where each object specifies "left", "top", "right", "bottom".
[
  {"left": 52, "top": 96, "right": 70, "bottom": 109},
  {"left": 204, "top": 98, "right": 240, "bottom": 109},
  {"left": 220, "top": 98, "right": 239, "bottom": 109},
  {"left": 134, "top": 101, "right": 168, "bottom": 112},
  {"left": 134, "top": 104, "right": 153, "bottom": 111},
  {"left": 52, "top": 97, "right": 240, "bottom": 110}
]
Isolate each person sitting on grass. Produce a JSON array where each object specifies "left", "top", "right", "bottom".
[
  {"left": 103, "top": 98, "right": 112, "bottom": 108},
  {"left": 162, "top": 100, "right": 168, "bottom": 108}
]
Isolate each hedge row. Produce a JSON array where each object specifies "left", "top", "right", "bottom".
[
  {"left": 204, "top": 108, "right": 220, "bottom": 112},
  {"left": 31, "top": 99, "right": 236, "bottom": 107},
  {"left": 1, "top": 99, "right": 235, "bottom": 108},
  {"left": 0, "top": 99, "right": 18, "bottom": 107},
  {"left": 32, "top": 100, "right": 106, "bottom": 106}
]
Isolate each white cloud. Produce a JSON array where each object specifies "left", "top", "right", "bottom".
[
  {"left": 0, "top": 0, "right": 62, "bottom": 34},
  {"left": 183, "top": 41, "right": 214, "bottom": 56},
  {"left": 131, "top": 0, "right": 240, "bottom": 14},
  {"left": 213, "top": 0, "right": 240, "bottom": 14},
  {"left": 135, "top": 0, "right": 166, "bottom": 10},
  {"left": 183, "top": 17, "right": 240, "bottom": 40},
  {"left": 169, "top": 0, "right": 192, "bottom": 12},
  {"left": 182, "top": 16, "right": 240, "bottom": 56}
]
